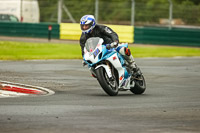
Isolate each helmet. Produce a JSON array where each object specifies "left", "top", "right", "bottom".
[{"left": 80, "top": 15, "right": 96, "bottom": 34}]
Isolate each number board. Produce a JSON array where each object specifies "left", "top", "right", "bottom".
[{"left": 93, "top": 48, "right": 100, "bottom": 58}]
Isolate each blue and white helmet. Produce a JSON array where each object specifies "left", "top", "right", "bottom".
[{"left": 80, "top": 15, "right": 96, "bottom": 34}]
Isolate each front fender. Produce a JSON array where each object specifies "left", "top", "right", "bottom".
[{"left": 95, "top": 64, "right": 112, "bottom": 78}]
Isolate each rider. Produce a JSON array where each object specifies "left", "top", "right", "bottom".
[{"left": 80, "top": 15, "right": 141, "bottom": 75}]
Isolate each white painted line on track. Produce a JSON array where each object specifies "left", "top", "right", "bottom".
[{"left": 0, "top": 90, "right": 29, "bottom": 98}]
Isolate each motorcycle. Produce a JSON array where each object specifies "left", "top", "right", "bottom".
[{"left": 83, "top": 37, "right": 146, "bottom": 96}]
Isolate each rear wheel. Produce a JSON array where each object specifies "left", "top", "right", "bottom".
[
  {"left": 130, "top": 74, "right": 146, "bottom": 94},
  {"left": 96, "top": 67, "right": 118, "bottom": 96}
]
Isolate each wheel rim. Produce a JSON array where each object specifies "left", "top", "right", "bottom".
[
  {"left": 135, "top": 75, "right": 145, "bottom": 88},
  {"left": 104, "top": 72, "right": 118, "bottom": 91}
]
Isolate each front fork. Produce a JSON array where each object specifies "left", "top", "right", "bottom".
[
  {"left": 105, "top": 61, "right": 117, "bottom": 82},
  {"left": 89, "top": 67, "right": 97, "bottom": 78}
]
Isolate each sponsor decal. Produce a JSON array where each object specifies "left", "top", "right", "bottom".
[
  {"left": 119, "top": 74, "right": 124, "bottom": 80},
  {"left": 121, "top": 80, "right": 126, "bottom": 87},
  {"left": 93, "top": 48, "right": 100, "bottom": 58},
  {"left": 105, "top": 27, "right": 112, "bottom": 34}
]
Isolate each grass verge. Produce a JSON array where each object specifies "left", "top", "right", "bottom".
[{"left": 0, "top": 41, "right": 200, "bottom": 60}]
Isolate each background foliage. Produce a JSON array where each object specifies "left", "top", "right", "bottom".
[{"left": 38, "top": 0, "right": 200, "bottom": 26}]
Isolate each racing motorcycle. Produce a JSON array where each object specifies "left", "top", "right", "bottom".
[{"left": 83, "top": 37, "right": 146, "bottom": 96}]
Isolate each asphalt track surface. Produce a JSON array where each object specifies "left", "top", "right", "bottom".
[{"left": 0, "top": 58, "right": 200, "bottom": 133}]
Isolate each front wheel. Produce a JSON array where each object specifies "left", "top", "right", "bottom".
[
  {"left": 96, "top": 67, "right": 118, "bottom": 96},
  {"left": 130, "top": 74, "right": 146, "bottom": 95}
]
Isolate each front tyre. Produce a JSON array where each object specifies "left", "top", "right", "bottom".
[
  {"left": 96, "top": 67, "right": 118, "bottom": 96},
  {"left": 130, "top": 74, "right": 146, "bottom": 95}
]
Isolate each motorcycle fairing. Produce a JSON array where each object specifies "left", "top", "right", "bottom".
[{"left": 83, "top": 38, "right": 135, "bottom": 90}]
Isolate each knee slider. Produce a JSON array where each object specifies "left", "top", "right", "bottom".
[{"left": 124, "top": 48, "right": 131, "bottom": 56}]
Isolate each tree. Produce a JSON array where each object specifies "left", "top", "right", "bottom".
[{"left": 37, "top": 0, "right": 200, "bottom": 26}]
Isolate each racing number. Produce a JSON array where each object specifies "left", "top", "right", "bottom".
[{"left": 93, "top": 48, "right": 100, "bottom": 58}]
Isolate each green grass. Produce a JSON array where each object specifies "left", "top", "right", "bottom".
[
  {"left": 129, "top": 45, "right": 200, "bottom": 57},
  {"left": 0, "top": 41, "right": 200, "bottom": 60},
  {"left": 0, "top": 41, "right": 82, "bottom": 60}
]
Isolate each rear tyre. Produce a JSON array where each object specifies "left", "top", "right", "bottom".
[
  {"left": 96, "top": 67, "right": 118, "bottom": 96},
  {"left": 130, "top": 74, "right": 146, "bottom": 94}
]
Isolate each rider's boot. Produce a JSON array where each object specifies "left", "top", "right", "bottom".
[
  {"left": 124, "top": 55, "right": 142, "bottom": 77},
  {"left": 117, "top": 46, "right": 142, "bottom": 77}
]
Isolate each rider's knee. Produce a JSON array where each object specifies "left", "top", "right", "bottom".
[
  {"left": 124, "top": 47, "right": 131, "bottom": 56},
  {"left": 118, "top": 47, "right": 131, "bottom": 56}
]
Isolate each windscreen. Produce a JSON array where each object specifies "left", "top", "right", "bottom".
[{"left": 85, "top": 37, "right": 101, "bottom": 52}]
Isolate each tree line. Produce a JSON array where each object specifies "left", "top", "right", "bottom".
[{"left": 38, "top": 0, "right": 200, "bottom": 25}]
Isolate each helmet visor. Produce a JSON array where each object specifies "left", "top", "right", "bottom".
[{"left": 81, "top": 24, "right": 91, "bottom": 31}]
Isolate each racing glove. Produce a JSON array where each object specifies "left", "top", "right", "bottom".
[
  {"left": 82, "top": 60, "right": 87, "bottom": 66},
  {"left": 106, "top": 42, "right": 118, "bottom": 50}
]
